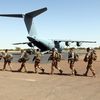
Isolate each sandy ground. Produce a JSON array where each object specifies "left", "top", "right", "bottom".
[{"left": 0, "top": 50, "right": 100, "bottom": 100}]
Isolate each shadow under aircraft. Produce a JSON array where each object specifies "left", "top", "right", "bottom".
[{"left": 0, "top": 7, "right": 96, "bottom": 53}]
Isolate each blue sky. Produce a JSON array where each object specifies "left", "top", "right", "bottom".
[{"left": 0, "top": 0, "right": 100, "bottom": 49}]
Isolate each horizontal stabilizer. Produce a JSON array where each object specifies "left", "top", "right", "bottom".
[
  {"left": 25, "top": 7, "right": 47, "bottom": 18},
  {"left": 0, "top": 14, "right": 23, "bottom": 18},
  {"left": 13, "top": 42, "right": 29, "bottom": 45},
  {"left": 0, "top": 7, "right": 47, "bottom": 18}
]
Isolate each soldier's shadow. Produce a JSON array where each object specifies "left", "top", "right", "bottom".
[
  {"left": 75, "top": 73, "right": 93, "bottom": 77},
  {"left": 39, "top": 72, "right": 72, "bottom": 76},
  {"left": 0, "top": 68, "right": 3, "bottom": 71},
  {"left": 38, "top": 72, "right": 51, "bottom": 75},
  {"left": 27, "top": 71, "right": 34, "bottom": 73},
  {"left": 54, "top": 73, "right": 72, "bottom": 76},
  {"left": 12, "top": 70, "right": 34, "bottom": 73}
]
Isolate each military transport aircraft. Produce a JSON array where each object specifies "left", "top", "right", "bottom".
[{"left": 0, "top": 7, "right": 96, "bottom": 52}]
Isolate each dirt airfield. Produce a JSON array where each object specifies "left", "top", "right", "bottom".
[{"left": 0, "top": 50, "right": 100, "bottom": 100}]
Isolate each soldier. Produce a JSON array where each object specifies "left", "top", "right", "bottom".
[
  {"left": 2, "top": 49, "right": 13, "bottom": 71},
  {"left": 68, "top": 48, "right": 79, "bottom": 75},
  {"left": 18, "top": 50, "right": 30, "bottom": 72},
  {"left": 83, "top": 48, "right": 97, "bottom": 77},
  {"left": 32, "top": 49, "right": 44, "bottom": 73},
  {"left": 48, "top": 48, "right": 63, "bottom": 74}
]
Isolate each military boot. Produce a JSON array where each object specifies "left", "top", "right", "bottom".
[{"left": 59, "top": 69, "right": 63, "bottom": 74}]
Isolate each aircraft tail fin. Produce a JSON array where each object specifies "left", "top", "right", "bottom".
[
  {"left": 24, "top": 7, "right": 47, "bottom": 37},
  {"left": 0, "top": 7, "right": 47, "bottom": 18},
  {"left": 0, "top": 7, "right": 47, "bottom": 38}
]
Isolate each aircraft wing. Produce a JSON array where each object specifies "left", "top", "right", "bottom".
[
  {"left": 53, "top": 39, "right": 96, "bottom": 46},
  {"left": 53, "top": 39, "right": 96, "bottom": 43},
  {"left": 66, "top": 40, "right": 96, "bottom": 43}
]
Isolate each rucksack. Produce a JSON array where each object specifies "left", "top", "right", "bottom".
[
  {"left": 68, "top": 52, "right": 79, "bottom": 61},
  {"left": 92, "top": 52, "right": 97, "bottom": 61},
  {"left": 74, "top": 54, "right": 79, "bottom": 61},
  {"left": 48, "top": 52, "right": 61, "bottom": 61},
  {"left": 84, "top": 55, "right": 88, "bottom": 62},
  {"left": 56, "top": 53, "right": 62, "bottom": 61},
  {"left": 84, "top": 52, "right": 97, "bottom": 62}
]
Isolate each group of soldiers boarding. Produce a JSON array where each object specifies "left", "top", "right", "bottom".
[
  {"left": 67, "top": 47, "right": 97, "bottom": 77},
  {"left": 0, "top": 47, "right": 97, "bottom": 77}
]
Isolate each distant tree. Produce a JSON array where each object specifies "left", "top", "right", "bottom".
[
  {"left": 94, "top": 46, "right": 100, "bottom": 50},
  {"left": 15, "top": 47, "right": 21, "bottom": 51}
]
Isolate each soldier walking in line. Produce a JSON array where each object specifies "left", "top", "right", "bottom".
[
  {"left": 83, "top": 48, "right": 97, "bottom": 77},
  {"left": 18, "top": 50, "right": 30, "bottom": 72},
  {"left": 2, "top": 49, "right": 13, "bottom": 71},
  {"left": 48, "top": 48, "right": 63, "bottom": 74},
  {"left": 32, "top": 49, "right": 44, "bottom": 73},
  {"left": 68, "top": 48, "right": 79, "bottom": 75}
]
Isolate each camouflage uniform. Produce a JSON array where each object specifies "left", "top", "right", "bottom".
[
  {"left": 49, "top": 48, "right": 63, "bottom": 74},
  {"left": 83, "top": 48, "right": 97, "bottom": 77},
  {"left": 68, "top": 48, "right": 78, "bottom": 75},
  {"left": 33, "top": 49, "right": 44, "bottom": 73},
  {"left": 2, "top": 49, "right": 13, "bottom": 71},
  {"left": 18, "top": 50, "right": 29, "bottom": 72}
]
